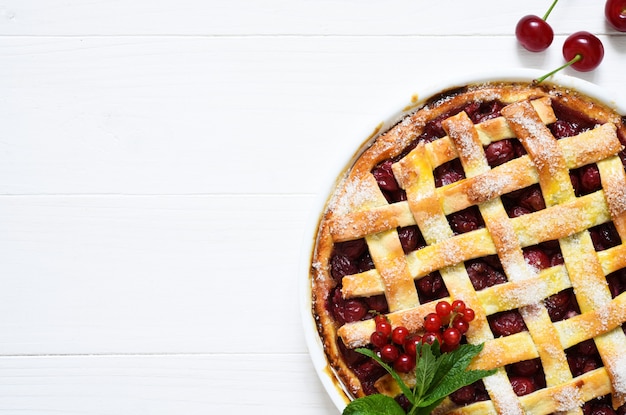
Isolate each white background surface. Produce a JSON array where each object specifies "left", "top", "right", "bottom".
[{"left": 1, "top": 1, "right": 625, "bottom": 413}]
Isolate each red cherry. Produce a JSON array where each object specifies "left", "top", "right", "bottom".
[
  {"left": 515, "top": 0, "right": 559, "bottom": 52},
  {"left": 394, "top": 354, "right": 416, "bottom": 373},
  {"left": 606, "top": 0, "right": 626, "bottom": 32},
  {"left": 380, "top": 344, "right": 399, "bottom": 363},
  {"left": 562, "top": 31, "right": 605, "bottom": 72},
  {"left": 391, "top": 326, "right": 409, "bottom": 345},
  {"left": 516, "top": 15, "right": 554, "bottom": 52},
  {"left": 424, "top": 313, "right": 443, "bottom": 332},
  {"left": 535, "top": 31, "right": 605, "bottom": 83}
]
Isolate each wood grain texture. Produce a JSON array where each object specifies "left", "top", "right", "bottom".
[
  {"left": 0, "top": 195, "right": 315, "bottom": 354},
  {"left": 2, "top": 36, "right": 625, "bottom": 195},
  {"left": 0, "top": 0, "right": 619, "bottom": 36},
  {"left": 0, "top": 354, "right": 337, "bottom": 413},
  {"left": 1, "top": 0, "right": 625, "bottom": 413}
]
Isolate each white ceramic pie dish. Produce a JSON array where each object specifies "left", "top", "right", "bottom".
[{"left": 299, "top": 67, "right": 626, "bottom": 413}]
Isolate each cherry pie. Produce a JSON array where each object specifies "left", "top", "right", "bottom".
[{"left": 309, "top": 80, "right": 626, "bottom": 414}]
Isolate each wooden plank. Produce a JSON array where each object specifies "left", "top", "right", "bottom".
[
  {"left": 0, "top": 194, "right": 319, "bottom": 355},
  {"left": 0, "top": 353, "right": 337, "bottom": 414},
  {"left": 0, "top": 0, "right": 618, "bottom": 36},
  {"left": 2, "top": 36, "right": 625, "bottom": 195}
]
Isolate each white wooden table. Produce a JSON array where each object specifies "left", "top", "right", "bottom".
[{"left": 0, "top": 1, "right": 624, "bottom": 413}]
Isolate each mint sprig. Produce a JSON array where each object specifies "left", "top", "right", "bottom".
[{"left": 342, "top": 342, "right": 496, "bottom": 415}]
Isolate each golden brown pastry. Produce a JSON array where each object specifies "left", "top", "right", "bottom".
[{"left": 309, "top": 81, "right": 626, "bottom": 414}]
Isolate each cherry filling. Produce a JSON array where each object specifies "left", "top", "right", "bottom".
[
  {"left": 447, "top": 206, "right": 485, "bottom": 234},
  {"left": 398, "top": 225, "right": 426, "bottom": 254},
  {"left": 449, "top": 380, "right": 489, "bottom": 405},
  {"left": 571, "top": 164, "right": 603, "bottom": 196},
  {"left": 372, "top": 159, "right": 406, "bottom": 203},
  {"left": 503, "top": 184, "right": 547, "bottom": 218},
  {"left": 434, "top": 159, "right": 466, "bottom": 188},
  {"left": 485, "top": 139, "right": 517, "bottom": 167},
  {"left": 488, "top": 309, "right": 528, "bottom": 338},
  {"left": 567, "top": 339, "right": 602, "bottom": 377},
  {"left": 415, "top": 271, "right": 449, "bottom": 303},
  {"left": 590, "top": 222, "right": 621, "bottom": 251},
  {"left": 465, "top": 258, "right": 507, "bottom": 291},
  {"left": 504, "top": 358, "right": 547, "bottom": 397},
  {"left": 325, "top": 97, "right": 626, "bottom": 411},
  {"left": 607, "top": 269, "right": 626, "bottom": 298},
  {"left": 549, "top": 99, "right": 598, "bottom": 139},
  {"left": 583, "top": 395, "right": 626, "bottom": 415}
]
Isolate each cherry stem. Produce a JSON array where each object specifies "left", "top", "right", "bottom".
[
  {"left": 534, "top": 54, "right": 582, "bottom": 84},
  {"left": 542, "top": 0, "right": 559, "bottom": 21}
]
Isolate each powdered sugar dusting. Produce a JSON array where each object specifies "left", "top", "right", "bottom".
[
  {"left": 504, "top": 103, "right": 562, "bottom": 177},
  {"left": 330, "top": 177, "right": 379, "bottom": 216},
  {"left": 470, "top": 173, "right": 514, "bottom": 203},
  {"left": 504, "top": 280, "right": 547, "bottom": 307},
  {"left": 441, "top": 241, "right": 463, "bottom": 265},
  {"left": 553, "top": 384, "right": 583, "bottom": 412},
  {"left": 452, "top": 120, "right": 481, "bottom": 165},
  {"left": 483, "top": 374, "right": 523, "bottom": 415},
  {"left": 420, "top": 214, "right": 452, "bottom": 244},
  {"left": 607, "top": 354, "right": 626, "bottom": 394},
  {"left": 514, "top": 112, "right": 560, "bottom": 174},
  {"left": 504, "top": 261, "right": 531, "bottom": 282}
]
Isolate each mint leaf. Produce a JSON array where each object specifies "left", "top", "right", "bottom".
[
  {"left": 413, "top": 342, "right": 438, "bottom": 400},
  {"left": 420, "top": 343, "right": 496, "bottom": 407},
  {"left": 350, "top": 340, "right": 496, "bottom": 415},
  {"left": 342, "top": 394, "right": 406, "bottom": 415},
  {"left": 355, "top": 348, "right": 415, "bottom": 405},
  {"left": 426, "top": 342, "right": 483, "bottom": 394}
]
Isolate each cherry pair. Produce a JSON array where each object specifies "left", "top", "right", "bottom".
[{"left": 515, "top": 0, "right": 619, "bottom": 76}]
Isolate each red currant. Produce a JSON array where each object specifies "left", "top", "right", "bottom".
[
  {"left": 606, "top": 0, "right": 626, "bottom": 32},
  {"left": 435, "top": 300, "right": 452, "bottom": 319},
  {"left": 391, "top": 326, "right": 409, "bottom": 345},
  {"left": 424, "top": 313, "right": 443, "bottom": 333},
  {"left": 376, "top": 320, "right": 392, "bottom": 338},
  {"left": 451, "top": 300, "right": 466, "bottom": 313},
  {"left": 422, "top": 331, "right": 442, "bottom": 345},
  {"left": 442, "top": 327, "right": 462, "bottom": 347},
  {"left": 374, "top": 314, "right": 388, "bottom": 327},
  {"left": 453, "top": 316, "right": 470, "bottom": 334},
  {"left": 404, "top": 335, "right": 422, "bottom": 357},
  {"left": 562, "top": 31, "right": 605, "bottom": 72},
  {"left": 515, "top": 0, "right": 559, "bottom": 52},
  {"left": 370, "top": 331, "right": 389, "bottom": 348},
  {"left": 380, "top": 344, "right": 399, "bottom": 363},
  {"left": 394, "top": 354, "right": 415, "bottom": 373},
  {"left": 462, "top": 308, "right": 476, "bottom": 322}
]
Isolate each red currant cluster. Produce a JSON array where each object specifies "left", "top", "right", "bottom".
[
  {"left": 369, "top": 300, "right": 475, "bottom": 373},
  {"left": 515, "top": 0, "right": 625, "bottom": 76},
  {"left": 423, "top": 300, "right": 475, "bottom": 352}
]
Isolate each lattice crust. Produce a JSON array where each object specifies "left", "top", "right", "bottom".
[{"left": 310, "top": 82, "right": 626, "bottom": 414}]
